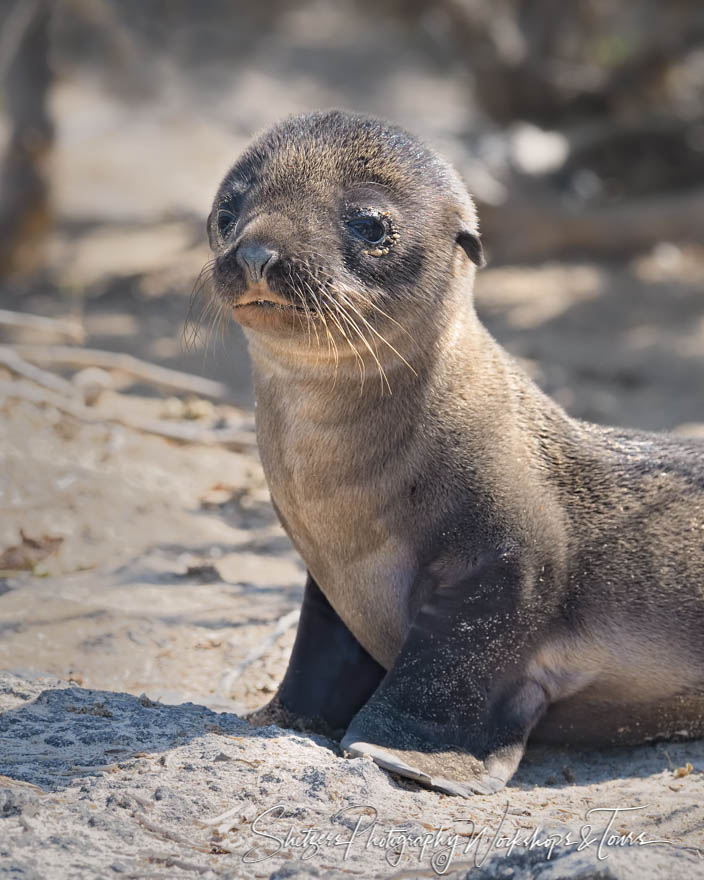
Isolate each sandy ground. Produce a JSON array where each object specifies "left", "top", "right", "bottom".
[{"left": 0, "top": 671, "right": 702, "bottom": 879}]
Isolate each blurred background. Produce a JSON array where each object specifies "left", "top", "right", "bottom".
[
  {"left": 0, "top": 0, "right": 702, "bottom": 706},
  {"left": 1, "top": 0, "right": 704, "bottom": 419}
]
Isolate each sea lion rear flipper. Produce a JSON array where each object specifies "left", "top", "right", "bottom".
[
  {"left": 246, "top": 573, "right": 385, "bottom": 739},
  {"left": 341, "top": 551, "right": 549, "bottom": 796}
]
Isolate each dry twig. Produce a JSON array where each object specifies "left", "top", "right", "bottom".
[
  {"left": 219, "top": 609, "right": 300, "bottom": 695},
  {"left": 0, "top": 379, "right": 256, "bottom": 449},
  {"left": 0, "top": 345, "right": 75, "bottom": 395},
  {"left": 0, "top": 309, "right": 83, "bottom": 342},
  {"left": 135, "top": 814, "right": 233, "bottom": 854},
  {"left": 11, "top": 344, "right": 232, "bottom": 400}
]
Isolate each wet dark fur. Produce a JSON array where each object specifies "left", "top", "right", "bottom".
[{"left": 207, "top": 111, "right": 704, "bottom": 797}]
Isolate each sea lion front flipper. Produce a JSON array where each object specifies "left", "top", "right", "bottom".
[
  {"left": 247, "top": 573, "right": 385, "bottom": 739},
  {"left": 341, "top": 551, "right": 549, "bottom": 796}
]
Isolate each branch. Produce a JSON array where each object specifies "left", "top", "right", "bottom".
[
  {"left": 11, "top": 344, "right": 233, "bottom": 401},
  {"left": 218, "top": 609, "right": 300, "bottom": 696},
  {"left": 0, "top": 345, "right": 75, "bottom": 395},
  {"left": 482, "top": 185, "right": 704, "bottom": 264},
  {"left": 0, "top": 379, "right": 256, "bottom": 449},
  {"left": 0, "top": 310, "right": 84, "bottom": 343}
]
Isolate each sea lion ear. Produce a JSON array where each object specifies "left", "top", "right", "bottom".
[{"left": 456, "top": 229, "right": 485, "bottom": 268}]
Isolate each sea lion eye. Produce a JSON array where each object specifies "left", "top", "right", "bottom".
[
  {"left": 347, "top": 215, "right": 387, "bottom": 245},
  {"left": 217, "top": 208, "right": 236, "bottom": 240}
]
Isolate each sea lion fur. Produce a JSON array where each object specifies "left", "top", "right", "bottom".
[{"left": 207, "top": 110, "right": 704, "bottom": 796}]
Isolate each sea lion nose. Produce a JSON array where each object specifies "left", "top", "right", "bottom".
[{"left": 236, "top": 241, "right": 278, "bottom": 284}]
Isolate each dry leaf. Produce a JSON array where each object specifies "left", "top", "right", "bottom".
[{"left": 0, "top": 530, "right": 62, "bottom": 571}]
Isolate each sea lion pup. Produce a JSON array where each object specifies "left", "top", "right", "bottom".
[{"left": 207, "top": 110, "right": 704, "bottom": 797}]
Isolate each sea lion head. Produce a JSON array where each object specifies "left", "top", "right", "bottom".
[{"left": 207, "top": 110, "right": 484, "bottom": 369}]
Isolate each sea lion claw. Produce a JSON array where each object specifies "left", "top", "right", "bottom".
[
  {"left": 341, "top": 739, "right": 433, "bottom": 786},
  {"left": 341, "top": 738, "right": 506, "bottom": 797}
]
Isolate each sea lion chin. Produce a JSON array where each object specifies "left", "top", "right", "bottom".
[
  {"left": 230, "top": 281, "right": 308, "bottom": 333},
  {"left": 207, "top": 110, "right": 704, "bottom": 798}
]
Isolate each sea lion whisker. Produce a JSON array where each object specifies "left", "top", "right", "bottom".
[
  {"left": 297, "top": 285, "right": 316, "bottom": 351},
  {"left": 285, "top": 265, "right": 315, "bottom": 350},
  {"left": 203, "top": 298, "right": 223, "bottom": 360},
  {"left": 326, "top": 297, "right": 362, "bottom": 364},
  {"left": 334, "top": 284, "right": 417, "bottom": 378},
  {"left": 298, "top": 252, "right": 411, "bottom": 359},
  {"left": 349, "top": 290, "right": 417, "bottom": 346},
  {"left": 327, "top": 297, "right": 368, "bottom": 392},
  {"left": 315, "top": 294, "right": 337, "bottom": 367},
  {"left": 195, "top": 287, "right": 222, "bottom": 359},
  {"left": 334, "top": 290, "right": 401, "bottom": 391},
  {"left": 295, "top": 268, "right": 324, "bottom": 347},
  {"left": 294, "top": 262, "right": 342, "bottom": 366},
  {"left": 293, "top": 289, "right": 313, "bottom": 349},
  {"left": 298, "top": 274, "right": 324, "bottom": 352},
  {"left": 184, "top": 259, "right": 217, "bottom": 351},
  {"left": 319, "top": 292, "right": 351, "bottom": 373},
  {"left": 314, "top": 264, "right": 418, "bottom": 359},
  {"left": 184, "top": 293, "right": 212, "bottom": 351},
  {"left": 339, "top": 315, "right": 369, "bottom": 395},
  {"left": 294, "top": 279, "right": 314, "bottom": 346},
  {"left": 334, "top": 294, "right": 390, "bottom": 395},
  {"left": 318, "top": 299, "right": 341, "bottom": 385},
  {"left": 214, "top": 300, "right": 225, "bottom": 351},
  {"left": 322, "top": 314, "right": 339, "bottom": 374}
]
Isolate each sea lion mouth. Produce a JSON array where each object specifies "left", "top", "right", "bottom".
[
  {"left": 234, "top": 284, "right": 307, "bottom": 313},
  {"left": 235, "top": 300, "right": 306, "bottom": 312},
  {"left": 229, "top": 281, "right": 311, "bottom": 331}
]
